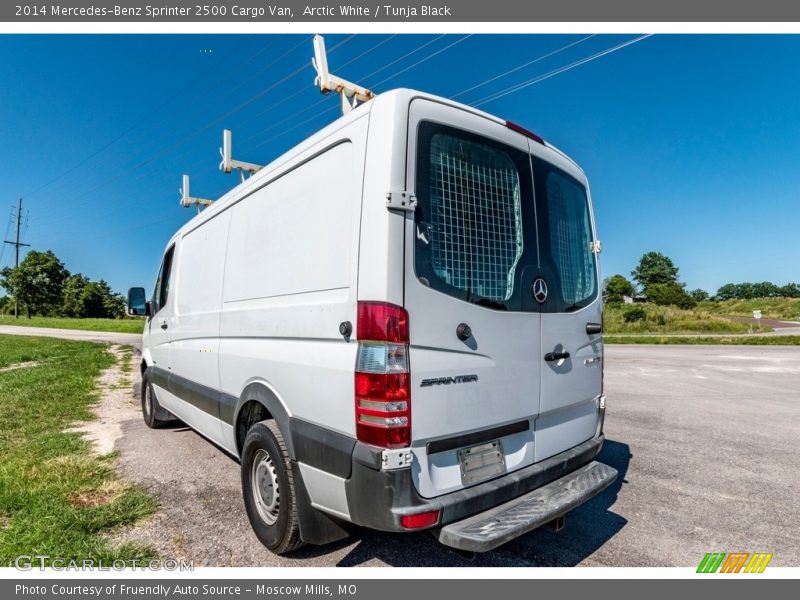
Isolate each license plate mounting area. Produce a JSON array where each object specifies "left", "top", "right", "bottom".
[{"left": 457, "top": 439, "right": 506, "bottom": 485}]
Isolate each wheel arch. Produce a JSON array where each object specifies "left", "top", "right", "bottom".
[{"left": 233, "top": 381, "right": 294, "bottom": 459}]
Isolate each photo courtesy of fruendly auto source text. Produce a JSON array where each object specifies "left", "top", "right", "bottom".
[{"left": 0, "top": 0, "right": 798, "bottom": 597}]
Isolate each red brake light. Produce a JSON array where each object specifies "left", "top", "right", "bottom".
[
  {"left": 357, "top": 301, "right": 409, "bottom": 343},
  {"left": 355, "top": 301, "right": 411, "bottom": 448},
  {"left": 400, "top": 510, "right": 440, "bottom": 529},
  {"left": 505, "top": 120, "right": 545, "bottom": 145}
]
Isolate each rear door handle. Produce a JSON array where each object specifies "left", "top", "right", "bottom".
[
  {"left": 544, "top": 351, "right": 570, "bottom": 362},
  {"left": 160, "top": 320, "right": 168, "bottom": 330},
  {"left": 586, "top": 322, "right": 602, "bottom": 335}
]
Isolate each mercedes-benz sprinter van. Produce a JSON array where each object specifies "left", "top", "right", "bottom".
[{"left": 127, "top": 88, "right": 617, "bottom": 554}]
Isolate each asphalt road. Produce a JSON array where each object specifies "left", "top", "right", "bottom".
[
  {"left": 0, "top": 325, "right": 142, "bottom": 346},
  {"left": 110, "top": 344, "right": 800, "bottom": 567}
]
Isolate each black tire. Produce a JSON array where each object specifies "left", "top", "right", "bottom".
[
  {"left": 141, "top": 373, "right": 171, "bottom": 429},
  {"left": 241, "top": 420, "right": 304, "bottom": 554}
]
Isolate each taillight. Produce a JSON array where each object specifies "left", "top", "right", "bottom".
[
  {"left": 357, "top": 301, "right": 408, "bottom": 343},
  {"left": 355, "top": 302, "right": 411, "bottom": 448}
]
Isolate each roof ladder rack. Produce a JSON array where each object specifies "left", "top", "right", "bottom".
[
  {"left": 219, "top": 129, "right": 264, "bottom": 182},
  {"left": 312, "top": 34, "right": 375, "bottom": 115},
  {"left": 179, "top": 174, "right": 214, "bottom": 211}
]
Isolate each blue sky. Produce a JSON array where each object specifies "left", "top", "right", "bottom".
[{"left": 0, "top": 34, "right": 798, "bottom": 296}]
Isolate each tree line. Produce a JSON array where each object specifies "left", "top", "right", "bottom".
[
  {"left": 714, "top": 281, "right": 800, "bottom": 300},
  {"left": 604, "top": 251, "right": 800, "bottom": 307},
  {"left": 0, "top": 250, "right": 125, "bottom": 318}
]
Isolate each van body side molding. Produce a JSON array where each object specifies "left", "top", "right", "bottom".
[
  {"left": 290, "top": 417, "right": 356, "bottom": 479},
  {"left": 148, "top": 365, "right": 229, "bottom": 422}
]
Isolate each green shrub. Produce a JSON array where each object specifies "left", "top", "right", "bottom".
[
  {"left": 623, "top": 306, "right": 647, "bottom": 323},
  {"left": 646, "top": 282, "right": 697, "bottom": 309}
]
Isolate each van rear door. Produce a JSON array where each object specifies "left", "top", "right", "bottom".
[
  {"left": 531, "top": 152, "right": 603, "bottom": 461},
  {"left": 404, "top": 99, "right": 542, "bottom": 498}
]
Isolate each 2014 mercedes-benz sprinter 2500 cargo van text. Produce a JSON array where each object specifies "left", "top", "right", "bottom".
[{"left": 127, "top": 76, "right": 617, "bottom": 554}]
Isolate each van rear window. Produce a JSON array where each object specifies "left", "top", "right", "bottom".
[
  {"left": 414, "top": 122, "right": 598, "bottom": 314},
  {"left": 533, "top": 158, "right": 598, "bottom": 312},
  {"left": 414, "top": 123, "right": 534, "bottom": 309}
]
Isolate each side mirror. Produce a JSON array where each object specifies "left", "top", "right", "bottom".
[{"left": 127, "top": 287, "right": 150, "bottom": 317}]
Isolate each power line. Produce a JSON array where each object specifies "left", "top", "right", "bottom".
[
  {"left": 27, "top": 36, "right": 298, "bottom": 209},
  {"left": 0, "top": 209, "right": 14, "bottom": 269},
  {"left": 31, "top": 37, "right": 347, "bottom": 229},
  {"left": 27, "top": 36, "right": 327, "bottom": 211},
  {"left": 238, "top": 34, "right": 398, "bottom": 130},
  {"left": 37, "top": 34, "right": 439, "bottom": 235},
  {"left": 211, "top": 35, "right": 312, "bottom": 106},
  {"left": 370, "top": 34, "right": 473, "bottom": 89},
  {"left": 23, "top": 35, "right": 257, "bottom": 201},
  {"left": 358, "top": 34, "right": 446, "bottom": 81},
  {"left": 237, "top": 35, "right": 401, "bottom": 148},
  {"left": 473, "top": 34, "right": 653, "bottom": 107},
  {"left": 240, "top": 34, "right": 467, "bottom": 153},
  {"left": 450, "top": 35, "right": 596, "bottom": 100},
  {"left": 35, "top": 34, "right": 644, "bottom": 243}
]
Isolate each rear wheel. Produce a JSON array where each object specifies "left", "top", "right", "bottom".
[
  {"left": 241, "top": 420, "right": 304, "bottom": 554},
  {"left": 141, "top": 374, "right": 171, "bottom": 429}
]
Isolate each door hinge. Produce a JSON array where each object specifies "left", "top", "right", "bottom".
[
  {"left": 381, "top": 448, "right": 414, "bottom": 470},
  {"left": 386, "top": 190, "right": 417, "bottom": 212}
]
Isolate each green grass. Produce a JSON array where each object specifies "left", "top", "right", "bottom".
[
  {"left": 0, "top": 316, "right": 144, "bottom": 334},
  {"left": 0, "top": 336, "right": 155, "bottom": 565},
  {"left": 606, "top": 335, "right": 800, "bottom": 345},
  {"left": 604, "top": 303, "right": 763, "bottom": 334},
  {"left": 115, "top": 346, "right": 134, "bottom": 391},
  {"left": 699, "top": 298, "right": 800, "bottom": 321}
]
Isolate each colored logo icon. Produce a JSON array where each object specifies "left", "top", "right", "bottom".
[{"left": 697, "top": 552, "right": 773, "bottom": 573}]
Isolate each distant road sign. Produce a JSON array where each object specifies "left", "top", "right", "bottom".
[{"left": 753, "top": 310, "right": 762, "bottom": 320}]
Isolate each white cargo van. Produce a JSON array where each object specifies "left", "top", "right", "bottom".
[{"left": 127, "top": 87, "right": 617, "bottom": 554}]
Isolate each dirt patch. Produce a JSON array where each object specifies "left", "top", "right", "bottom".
[
  {"left": 67, "top": 480, "right": 129, "bottom": 508},
  {"left": 68, "top": 345, "right": 140, "bottom": 456},
  {"left": 0, "top": 360, "right": 41, "bottom": 373}
]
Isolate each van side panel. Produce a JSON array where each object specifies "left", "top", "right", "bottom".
[
  {"left": 222, "top": 142, "right": 354, "bottom": 303},
  {"left": 168, "top": 212, "right": 231, "bottom": 445},
  {"left": 171, "top": 211, "right": 230, "bottom": 397},
  {"left": 219, "top": 118, "right": 368, "bottom": 453}
]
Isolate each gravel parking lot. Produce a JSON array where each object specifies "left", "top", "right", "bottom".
[{"left": 114, "top": 344, "right": 800, "bottom": 567}]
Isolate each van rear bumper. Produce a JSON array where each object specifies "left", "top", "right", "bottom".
[
  {"left": 344, "top": 433, "right": 612, "bottom": 537},
  {"left": 435, "top": 460, "right": 617, "bottom": 551}
]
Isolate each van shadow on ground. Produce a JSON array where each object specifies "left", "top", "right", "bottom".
[{"left": 321, "top": 439, "right": 631, "bottom": 567}]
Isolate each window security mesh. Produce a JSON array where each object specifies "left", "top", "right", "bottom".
[
  {"left": 546, "top": 174, "right": 596, "bottom": 306},
  {"left": 427, "top": 134, "right": 524, "bottom": 302}
]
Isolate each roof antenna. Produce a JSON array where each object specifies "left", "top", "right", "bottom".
[
  {"left": 219, "top": 129, "right": 264, "bottom": 183},
  {"left": 312, "top": 34, "right": 375, "bottom": 115},
  {"left": 179, "top": 174, "right": 214, "bottom": 210}
]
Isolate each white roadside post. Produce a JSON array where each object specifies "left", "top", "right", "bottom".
[{"left": 753, "top": 309, "right": 762, "bottom": 331}]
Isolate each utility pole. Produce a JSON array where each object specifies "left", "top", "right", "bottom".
[{"left": 4, "top": 198, "right": 30, "bottom": 319}]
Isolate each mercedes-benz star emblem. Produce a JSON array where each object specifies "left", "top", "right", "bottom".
[{"left": 533, "top": 278, "right": 548, "bottom": 304}]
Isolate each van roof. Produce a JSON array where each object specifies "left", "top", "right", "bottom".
[{"left": 171, "top": 88, "right": 583, "bottom": 241}]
